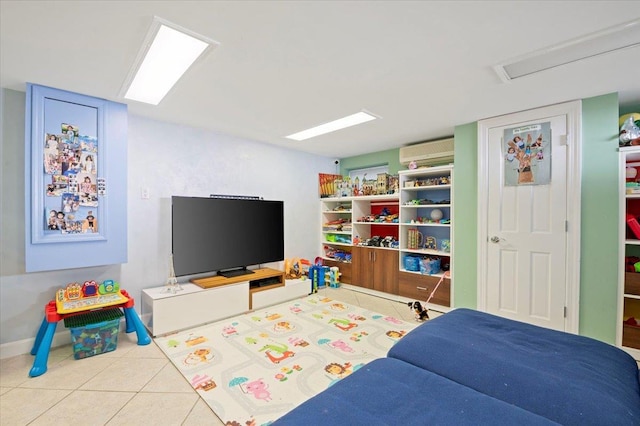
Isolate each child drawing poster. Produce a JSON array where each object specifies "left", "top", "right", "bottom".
[{"left": 503, "top": 122, "right": 551, "bottom": 186}]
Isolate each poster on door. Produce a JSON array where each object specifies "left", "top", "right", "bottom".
[{"left": 503, "top": 122, "right": 551, "bottom": 186}]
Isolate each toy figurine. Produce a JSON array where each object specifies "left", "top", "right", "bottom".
[{"left": 408, "top": 301, "right": 429, "bottom": 321}]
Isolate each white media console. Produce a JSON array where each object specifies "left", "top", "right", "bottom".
[{"left": 141, "top": 270, "right": 309, "bottom": 336}]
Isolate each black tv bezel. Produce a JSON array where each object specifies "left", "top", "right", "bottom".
[{"left": 171, "top": 196, "right": 284, "bottom": 278}]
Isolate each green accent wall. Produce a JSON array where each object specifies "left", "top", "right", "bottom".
[
  {"left": 620, "top": 102, "right": 640, "bottom": 116},
  {"left": 340, "top": 93, "right": 623, "bottom": 343},
  {"left": 339, "top": 148, "right": 402, "bottom": 175},
  {"left": 579, "top": 93, "right": 619, "bottom": 342},
  {"left": 451, "top": 123, "right": 478, "bottom": 308}
]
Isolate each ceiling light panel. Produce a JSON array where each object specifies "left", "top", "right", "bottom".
[
  {"left": 122, "top": 17, "right": 219, "bottom": 105},
  {"left": 495, "top": 18, "right": 640, "bottom": 81},
  {"left": 286, "top": 111, "right": 378, "bottom": 141}
]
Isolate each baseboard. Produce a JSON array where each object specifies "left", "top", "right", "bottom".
[
  {"left": 0, "top": 330, "right": 71, "bottom": 360},
  {"left": 0, "top": 322, "right": 128, "bottom": 360}
]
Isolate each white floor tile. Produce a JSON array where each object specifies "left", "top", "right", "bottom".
[
  {"left": 19, "top": 356, "right": 116, "bottom": 390},
  {"left": 0, "top": 388, "right": 72, "bottom": 425},
  {"left": 79, "top": 358, "right": 168, "bottom": 392},
  {"left": 29, "top": 390, "right": 135, "bottom": 425},
  {"left": 141, "top": 363, "right": 195, "bottom": 393},
  {"left": 182, "top": 398, "right": 225, "bottom": 425},
  {"left": 0, "top": 287, "right": 420, "bottom": 425},
  {"left": 106, "top": 392, "right": 199, "bottom": 425}
]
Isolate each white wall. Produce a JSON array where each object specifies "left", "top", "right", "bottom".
[{"left": 0, "top": 88, "right": 333, "bottom": 354}]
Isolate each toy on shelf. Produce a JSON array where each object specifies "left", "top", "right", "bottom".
[
  {"left": 323, "top": 218, "right": 349, "bottom": 232},
  {"left": 319, "top": 173, "right": 343, "bottom": 198},
  {"left": 625, "top": 256, "right": 640, "bottom": 273},
  {"left": 324, "top": 246, "right": 352, "bottom": 263},
  {"left": 424, "top": 236, "right": 437, "bottom": 250},
  {"left": 619, "top": 113, "right": 640, "bottom": 146}
]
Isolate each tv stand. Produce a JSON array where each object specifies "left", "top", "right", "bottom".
[
  {"left": 141, "top": 268, "right": 308, "bottom": 336},
  {"left": 219, "top": 268, "right": 255, "bottom": 278},
  {"left": 190, "top": 268, "right": 281, "bottom": 289},
  {"left": 190, "top": 268, "right": 286, "bottom": 309}
]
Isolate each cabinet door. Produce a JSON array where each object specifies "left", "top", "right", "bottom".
[
  {"left": 351, "top": 246, "right": 372, "bottom": 289},
  {"left": 373, "top": 249, "right": 398, "bottom": 294},
  {"left": 25, "top": 84, "right": 128, "bottom": 272}
]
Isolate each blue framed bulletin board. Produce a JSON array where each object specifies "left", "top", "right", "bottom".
[{"left": 25, "top": 84, "right": 128, "bottom": 272}]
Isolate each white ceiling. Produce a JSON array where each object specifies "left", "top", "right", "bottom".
[{"left": 2, "top": 1, "right": 639, "bottom": 158}]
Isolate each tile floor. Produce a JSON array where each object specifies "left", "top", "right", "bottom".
[{"left": 0, "top": 287, "right": 424, "bottom": 425}]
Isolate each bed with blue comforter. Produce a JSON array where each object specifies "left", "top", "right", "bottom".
[{"left": 276, "top": 308, "right": 640, "bottom": 425}]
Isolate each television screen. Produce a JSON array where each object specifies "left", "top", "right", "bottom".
[{"left": 171, "top": 196, "right": 284, "bottom": 277}]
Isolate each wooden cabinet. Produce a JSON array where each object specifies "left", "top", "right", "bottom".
[
  {"left": 618, "top": 147, "right": 640, "bottom": 359},
  {"left": 352, "top": 246, "right": 398, "bottom": 294},
  {"left": 398, "top": 271, "right": 450, "bottom": 307}
]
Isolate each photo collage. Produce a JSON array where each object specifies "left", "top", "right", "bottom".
[{"left": 44, "top": 123, "right": 102, "bottom": 235}]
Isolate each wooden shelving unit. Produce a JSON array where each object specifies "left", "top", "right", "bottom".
[{"left": 397, "top": 165, "right": 453, "bottom": 308}]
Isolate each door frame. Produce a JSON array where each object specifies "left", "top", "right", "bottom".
[{"left": 477, "top": 100, "right": 582, "bottom": 334}]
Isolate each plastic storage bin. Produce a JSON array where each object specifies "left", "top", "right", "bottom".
[
  {"left": 420, "top": 257, "right": 441, "bottom": 275},
  {"left": 404, "top": 255, "right": 420, "bottom": 272},
  {"left": 64, "top": 308, "right": 123, "bottom": 359}
]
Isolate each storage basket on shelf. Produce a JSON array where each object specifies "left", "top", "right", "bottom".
[
  {"left": 420, "top": 257, "right": 441, "bottom": 275},
  {"left": 64, "top": 307, "right": 123, "bottom": 359},
  {"left": 404, "top": 255, "right": 420, "bottom": 272}
]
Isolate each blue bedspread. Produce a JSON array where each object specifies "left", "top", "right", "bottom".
[
  {"left": 273, "top": 357, "right": 559, "bottom": 425},
  {"left": 388, "top": 308, "right": 640, "bottom": 425}
]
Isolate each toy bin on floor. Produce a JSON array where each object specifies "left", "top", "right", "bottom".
[{"left": 64, "top": 308, "right": 123, "bottom": 360}]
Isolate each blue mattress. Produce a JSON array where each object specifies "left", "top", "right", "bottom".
[
  {"left": 273, "top": 357, "right": 558, "bottom": 425},
  {"left": 388, "top": 308, "right": 640, "bottom": 425}
]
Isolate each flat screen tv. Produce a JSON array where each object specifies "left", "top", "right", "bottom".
[{"left": 171, "top": 196, "right": 284, "bottom": 278}]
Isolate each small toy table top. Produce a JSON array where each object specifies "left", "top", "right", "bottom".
[{"left": 55, "top": 280, "right": 129, "bottom": 314}]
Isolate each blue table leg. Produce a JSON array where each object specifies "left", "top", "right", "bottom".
[
  {"left": 29, "top": 321, "right": 57, "bottom": 377},
  {"left": 123, "top": 307, "right": 151, "bottom": 345},
  {"left": 30, "top": 316, "right": 49, "bottom": 356}
]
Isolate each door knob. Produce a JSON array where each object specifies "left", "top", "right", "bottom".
[{"left": 490, "top": 236, "right": 501, "bottom": 243}]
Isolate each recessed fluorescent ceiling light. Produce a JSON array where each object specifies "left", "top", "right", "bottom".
[
  {"left": 123, "top": 17, "right": 218, "bottom": 105},
  {"left": 286, "top": 111, "right": 378, "bottom": 141},
  {"left": 495, "top": 18, "right": 640, "bottom": 81}
]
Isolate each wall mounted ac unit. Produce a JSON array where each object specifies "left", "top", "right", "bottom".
[{"left": 399, "top": 137, "right": 454, "bottom": 167}]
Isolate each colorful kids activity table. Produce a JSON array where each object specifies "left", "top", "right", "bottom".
[{"left": 29, "top": 281, "right": 151, "bottom": 377}]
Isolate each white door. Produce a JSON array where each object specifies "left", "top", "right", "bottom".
[{"left": 478, "top": 102, "right": 582, "bottom": 332}]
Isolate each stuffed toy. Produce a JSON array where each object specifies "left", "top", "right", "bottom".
[{"left": 408, "top": 301, "right": 429, "bottom": 322}]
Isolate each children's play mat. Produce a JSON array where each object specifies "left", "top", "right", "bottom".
[{"left": 154, "top": 294, "right": 417, "bottom": 425}]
